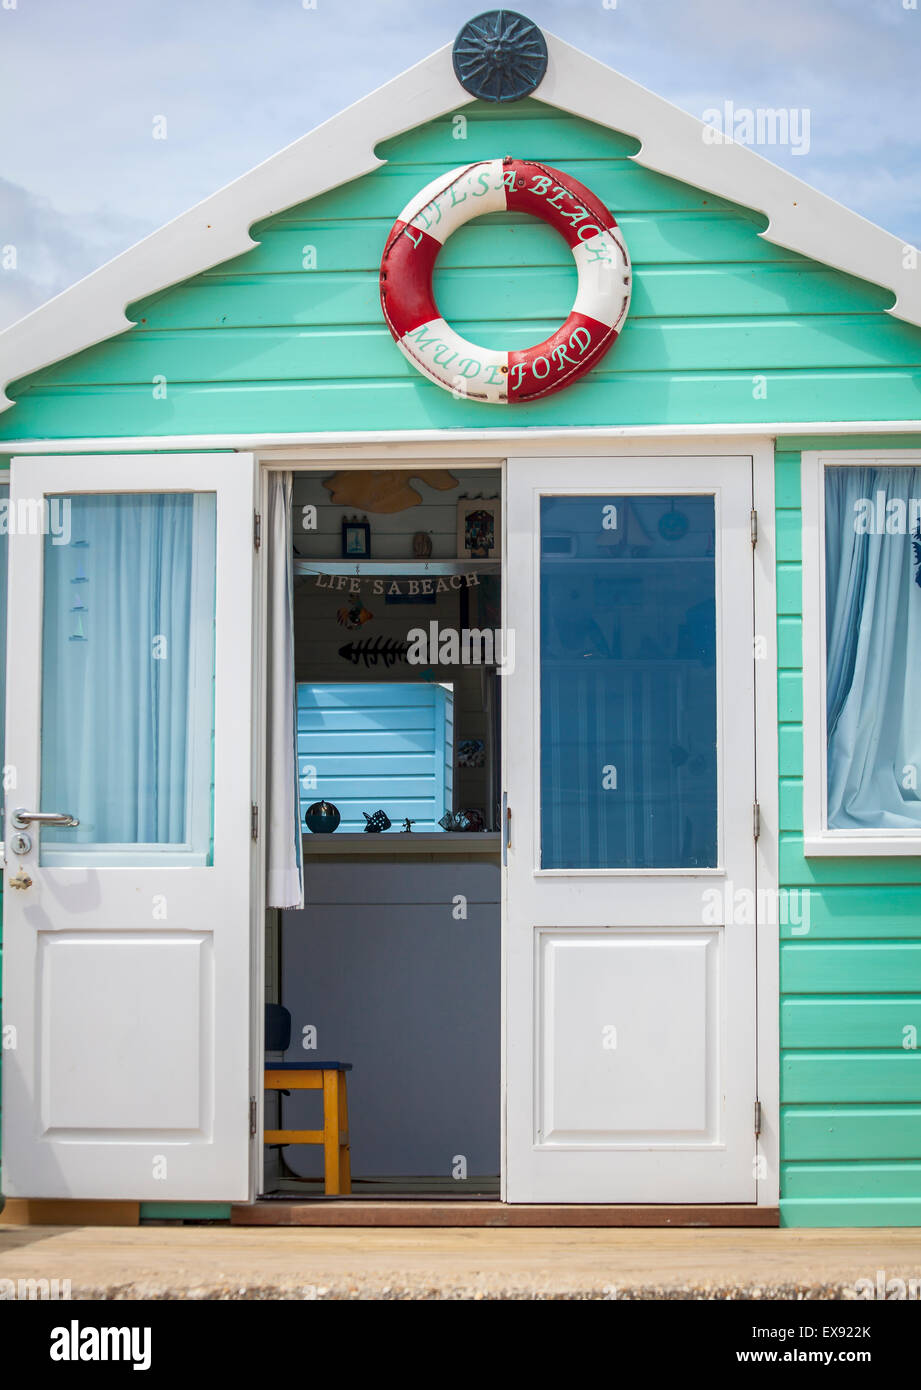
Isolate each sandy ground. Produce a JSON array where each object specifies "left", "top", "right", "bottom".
[{"left": 1, "top": 1224, "right": 920, "bottom": 1299}]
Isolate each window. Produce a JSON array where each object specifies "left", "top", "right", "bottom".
[
  {"left": 39, "top": 492, "right": 217, "bottom": 866},
  {"left": 539, "top": 494, "right": 717, "bottom": 870},
  {"left": 802, "top": 451, "right": 921, "bottom": 855}
]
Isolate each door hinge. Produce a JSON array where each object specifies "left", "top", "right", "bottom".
[
  {"left": 750, "top": 508, "right": 758, "bottom": 546},
  {"left": 254, "top": 510, "right": 262, "bottom": 551},
  {"left": 249, "top": 1097, "right": 257, "bottom": 1137},
  {"left": 754, "top": 1099, "right": 763, "bottom": 1137},
  {"left": 251, "top": 802, "right": 259, "bottom": 841},
  {"left": 753, "top": 801, "right": 761, "bottom": 840}
]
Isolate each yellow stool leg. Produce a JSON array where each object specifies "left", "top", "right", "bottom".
[
  {"left": 338, "top": 1070, "right": 351, "bottom": 1195},
  {"left": 322, "top": 1069, "right": 341, "bottom": 1196}
]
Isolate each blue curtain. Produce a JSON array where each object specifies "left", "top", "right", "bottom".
[
  {"left": 825, "top": 465, "right": 921, "bottom": 830},
  {"left": 41, "top": 493, "right": 216, "bottom": 857}
]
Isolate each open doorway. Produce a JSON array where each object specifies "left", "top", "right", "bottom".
[{"left": 261, "top": 463, "right": 503, "bottom": 1200}]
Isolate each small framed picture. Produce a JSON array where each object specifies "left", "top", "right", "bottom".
[
  {"left": 341, "top": 516, "right": 371, "bottom": 559},
  {"left": 457, "top": 499, "right": 501, "bottom": 560},
  {"left": 457, "top": 738, "right": 486, "bottom": 768}
]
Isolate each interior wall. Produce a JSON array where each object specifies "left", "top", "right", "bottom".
[
  {"left": 278, "top": 861, "right": 500, "bottom": 1182},
  {"left": 293, "top": 466, "right": 501, "bottom": 826}
]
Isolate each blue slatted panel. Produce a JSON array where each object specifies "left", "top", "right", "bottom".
[{"left": 297, "top": 682, "right": 453, "bottom": 833}]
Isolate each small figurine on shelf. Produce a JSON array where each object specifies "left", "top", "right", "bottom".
[
  {"left": 438, "top": 809, "right": 486, "bottom": 832},
  {"left": 304, "top": 800, "right": 341, "bottom": 834},
  {"left": 363, "top": 809, "right": 391, "bottom": 833},
  {"left": 400, "top": 818, "right": 416, "bottom": 833}
]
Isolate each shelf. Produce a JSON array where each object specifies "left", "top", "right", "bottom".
[
  {"left": 301, "top": 831, "right": 500, "bottom": 856},
  {"left": 294, "top": 558, "right": 500, "bottom": 577}
]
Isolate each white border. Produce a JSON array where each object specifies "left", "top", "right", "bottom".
[
  {"left": 1, "top": 25, "right": 920, "bottom": 412},
  {"left": 802, "top": 447, "right": 921, "bottom": 857}
]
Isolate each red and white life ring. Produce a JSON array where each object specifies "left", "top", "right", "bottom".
[{"left": 379, "top": 158, "right": 631, "bottom": 404}]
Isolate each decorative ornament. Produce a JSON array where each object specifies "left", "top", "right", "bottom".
[
  {"left": 338, "top": 637, "right": 409, "bottom": 668},
  {"left": 457, "top": 738, "right": 486, "bottom": 768},
  {"left": 323, "top": 469, "right": 459, "bottom": 514},
  {"left": 341, "top": 515, "right": 371, "bottom": 558},
  {"left": 438, "top": 808, "right": 487, "bottom": 832},
  {"left": 452, "top": 11, "right": 548, "bottom": 103},
  {"left": 363, "top": 809, "right": 392, "bottom": 833},
  {"left": 413, "top": 531, "right": 433, "bottom": 558},
  {"left": 658, "top": 502, "right": 689, "bottom": 542},
  {"left": 336, "top": 599, "right": 374, "bottom": 629},
  {"left": 457, "top": 497, "right": 501, "bottom": 558},
  {"left": 380, "top": 159, "right": 631, "bottom": 403},
  {"left": 304, "top": 800, "right": 341, "bottom": 834},
  {"left": 400, "top": 818, "right": 416, "bottom": 833}
]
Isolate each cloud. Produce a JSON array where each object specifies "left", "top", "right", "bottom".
[{"left": 0, "top": 178, "right": 150, "bottom": 330}]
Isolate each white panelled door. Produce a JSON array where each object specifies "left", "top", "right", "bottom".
[
  {"left": 2, "top": 453, "right": 256, "bottom": 1201},
  {"left": 504, "top": 456, "right": 757, "bottom": 1203}
]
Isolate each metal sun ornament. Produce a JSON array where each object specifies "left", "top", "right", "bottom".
[{"left": 453, "top": 10, "right": 548, "bottom": 103}]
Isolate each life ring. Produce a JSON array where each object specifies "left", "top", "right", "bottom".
[{"left": 379, "top": 158, "right": 631, "bottom": 404}]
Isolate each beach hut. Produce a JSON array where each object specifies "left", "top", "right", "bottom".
[{"left": 1, "top": 12, "right": 919, "bottom": 1228}]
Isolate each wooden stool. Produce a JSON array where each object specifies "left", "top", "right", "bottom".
[{"left": 264, "top": 1062, "right": 352, "bottom": 1195}]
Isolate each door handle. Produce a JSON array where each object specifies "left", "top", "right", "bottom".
[{"left": 10, "top": 808, "right": 80, "bottom": 829}]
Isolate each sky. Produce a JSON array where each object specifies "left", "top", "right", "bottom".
[{"left": 1, "top": 0, "right": 919, "bottom": 330}]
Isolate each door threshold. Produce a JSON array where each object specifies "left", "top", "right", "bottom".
[{"left": 233, "top": 1201, "right": 779, "bottom": 1228}]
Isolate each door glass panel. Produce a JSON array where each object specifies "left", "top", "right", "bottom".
[
  {"left": 540, "top": 495, "right": 717, "bottom": 869},
  {"left": 40, "top": 493, "right": 216, "bottom": 866}
]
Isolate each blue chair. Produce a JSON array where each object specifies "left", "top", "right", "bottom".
[{"left": 263, "top": 1004, "right": 352, "bottom": 1195}]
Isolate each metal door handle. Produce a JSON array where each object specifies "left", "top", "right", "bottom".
[{"left": 10, "top": 808, "right": 79, "bottom": 829}]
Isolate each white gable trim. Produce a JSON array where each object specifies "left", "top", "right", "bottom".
[
  {"left": 1, "top": 29, "right": 919, "bottom": 413},
  {"left": 545, "top": 36, "right": 920, "bottom": 329},
  {"left": 0, "top": 43, "right": 467, "bottom": 412}
]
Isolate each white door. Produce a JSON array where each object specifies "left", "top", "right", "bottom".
[
  {"left": 504, "top": 455, "right": 757, "bottom": 1203},
  {"left": 2, "top": 453, "right": 256, "bottom": 1201}
]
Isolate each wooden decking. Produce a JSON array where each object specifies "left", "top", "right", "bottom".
[{"left": 232, "top": 1200, "right": 779, "bottom": 1227}]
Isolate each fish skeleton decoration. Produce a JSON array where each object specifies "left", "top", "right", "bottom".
[{"left": 338, "top": 637, "right": 410, "bottom": 668}]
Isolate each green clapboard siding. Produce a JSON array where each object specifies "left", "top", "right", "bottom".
[
  {"left": 776, "top": 434, "right": 921, "bottom": 1229},
  {"left": 1, "top": 98, "right": 920, "bottom": 439}
]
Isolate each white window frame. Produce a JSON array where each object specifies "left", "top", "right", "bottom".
[{"left": 802, "top": 448, "right": 921, "bottom": 857}]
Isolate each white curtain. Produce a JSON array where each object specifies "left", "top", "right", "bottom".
[
  {"left": 826, "top": 465, "right": 921, "bottom": 830},
  {"left": 266, "top": 472, "right": 304, "bottom": 907},
  {"left": 41, "top": 492, "right": 215, "bottom": 859}
]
